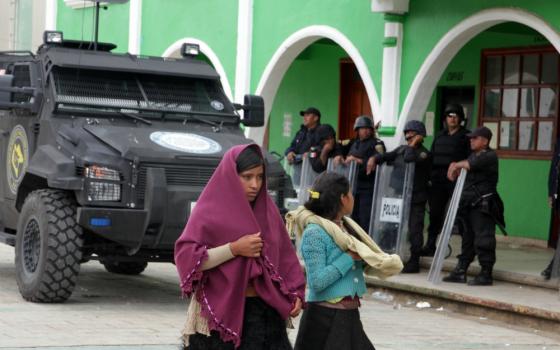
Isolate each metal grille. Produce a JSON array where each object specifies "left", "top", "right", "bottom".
[
  {"left": 136, "top": 163, "right": 215, "bottom": 203},
  {"left": 53, "top": 67, "right": 143, "bottom": 108},
  {"left": 52, "top": 67, "right": 233, "bottom": 113}
]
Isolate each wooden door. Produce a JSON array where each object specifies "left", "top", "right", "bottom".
[{"left": 339, "top": 59, "right": 372, "bottom": 140}]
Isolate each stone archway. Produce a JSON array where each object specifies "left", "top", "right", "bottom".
[
  {"left": 247, "top": 25, "right": 381, "bottom": 145},
  {"left": 397, "top": 7, "right": 560, "bottom": 147}
]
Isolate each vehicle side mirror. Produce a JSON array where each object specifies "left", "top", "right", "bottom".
[
  {"left": 0, "top": 75, "right": 14, "bottom": 109},
  {"left": 241, "top": 94, "right": 264, "bottom": 127}
]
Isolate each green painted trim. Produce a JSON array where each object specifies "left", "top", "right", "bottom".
[
  {"left": 382, "top": 37, "right": 398, "bottom": 47},
  {"left": 384, "top": 13, "right": 404, "bottom": 23},
  {"left": 378, "top": 126, "right": 397, "bottom": 136}
]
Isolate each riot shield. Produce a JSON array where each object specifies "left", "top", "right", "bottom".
[
  {"left": 368, "top": 160, "right": 415, "bottom": 258},
  {"left": 287, "top": 161, "right": 303, "bottom": 190},
  {"left": 427, "top": 168, "right": 467, "bottom": 284},
  {"left": 297, "top": 155, "right": 321, "bottom": 205},
  {"left": 326, "top": 158, "right": 358, "bottom": 192}
]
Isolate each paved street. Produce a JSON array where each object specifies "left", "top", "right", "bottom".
[{"left": 0, "top": 244, "right": 559, "bottom": 350}]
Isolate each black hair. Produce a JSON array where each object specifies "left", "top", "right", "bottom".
[
  {"left": 236, "top": 145, "right": 265, "bottom": 174},
  {"left": 304, "top": 172, "right": 350, "bottom": 220}
]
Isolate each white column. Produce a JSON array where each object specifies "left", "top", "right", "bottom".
[
  {"left": 235, "top": 0, "right": 253, "bottom": 106},
  {"left": 45, "top": 0, "right": 58, "bottom": 30},
  {"left": 128, "top": 0, "right": 142, "bottom": 54},
  {"left": 379, "top": 19, "right": 403, "bottom": 138}
]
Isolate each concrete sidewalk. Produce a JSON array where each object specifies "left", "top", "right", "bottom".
[{"left": 366, "top": 235, "right": 560, "bottom": 332}]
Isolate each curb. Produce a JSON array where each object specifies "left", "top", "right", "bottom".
[
  {"left": 364, "top": 275, "right": 560, "bottom": 324},
  {"left": 419, "top": 257, "right": 559, "bottom": 290}
]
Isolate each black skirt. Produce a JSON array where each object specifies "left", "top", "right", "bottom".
[
  {"left": 294, "top": 303, "right": 375, "bottom": 350},
  {"left": 186, "top": 297, "right": 292, "bottom": 350}
]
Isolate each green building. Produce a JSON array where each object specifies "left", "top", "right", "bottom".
[{"left": 3, "top": 0, "right": 559, "bottom": 243}]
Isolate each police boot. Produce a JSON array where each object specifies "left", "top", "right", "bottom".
[
  {"left": 541, "top": 258, "right": 554, "bottom": 280},
  {"left": 420, "top": 236, "right": 437, "bottom": 257},
  {"left": 402, "top": 255, "right": 420, "bottom": 273},
  {"left": 468, "top": 266, "right": 493, "bottom": 286},
  {"left": 442, "top": 261, "right": 469, "bottom": 283}
]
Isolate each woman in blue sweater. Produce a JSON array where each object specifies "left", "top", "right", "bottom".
[{"left": 294, "top": 172, "right": 376, "bottom": 350}]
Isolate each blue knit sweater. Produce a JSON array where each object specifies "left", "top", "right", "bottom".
[{"left": 300, "top": 223, "right": 367, "bottom": 302}]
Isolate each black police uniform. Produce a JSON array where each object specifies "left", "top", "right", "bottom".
[
  {"left": 345, "top": 136, "right": 386, "bottom": 231},
  {"left": 308, "top": 143, "right": 342, "bottom": 173},
  {"left": 425, "top": 127, "right": 471, "bottom": 254},
  {"left": 284, "top": 124, "right": 321, "bottom": 161},
  {"left": 543, "top": 137, "right": 560, "bottom": 278},
  {"left": 376, "top": 144, "right": 431, "bottom": 262},
  {"left": 456, "top": 148, "right": 499, "bottom": 279}
]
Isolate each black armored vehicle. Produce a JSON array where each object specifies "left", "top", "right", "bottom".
[{"left": 0, "top": 31, "right": 293, "bottom": 302}]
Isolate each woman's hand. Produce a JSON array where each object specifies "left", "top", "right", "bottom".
[
  {"left": 290, "top": 297, "right": 302, "bottom": 317},
  {"left": 230, "top": 233, "right": 263, "bottom": 258},
  {"left": 347, "top": 250, "right": 362, "bottom": 261}
]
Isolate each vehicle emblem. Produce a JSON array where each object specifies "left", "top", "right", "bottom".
[
  {"left": 150, "top": 132, "right": 222, "bottom": 154},
  {"left": 210, "top": 100, "right": 224, "bottom": 111},
  {"left": 6, "top": 125, "right": 29, "bottom": 195}
]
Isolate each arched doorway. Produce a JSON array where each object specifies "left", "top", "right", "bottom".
[
  {"left": 248, "top": 25, "right": 380, "bottom": 147},
  {"left": 399, "top": 7, "right": 560, "bottom": 250}
]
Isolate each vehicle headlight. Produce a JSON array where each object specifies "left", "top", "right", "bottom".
[
  {"left": 85, "top": 165, "right": 120, "bottom": 181},
  {"left": 87, "top": 182, "right": 121, "bottom": 202},
  {"left": 84, "top": 165, "right": 121, "bottom": 202}
]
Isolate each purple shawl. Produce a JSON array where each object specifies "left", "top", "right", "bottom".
[{"left": 174, "top": 144, "right": 306, "bottom": 347}]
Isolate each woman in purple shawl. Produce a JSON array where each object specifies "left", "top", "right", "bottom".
[{"left": 175, "top": 144, "right": 306, "bottom": 349}]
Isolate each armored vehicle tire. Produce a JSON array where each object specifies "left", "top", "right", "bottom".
[
  {"left": 14, "top": 190, "right": 83, "bottom": 303},
  {"left": 102, "top": 261, "right": 148, "bottom": 275}
]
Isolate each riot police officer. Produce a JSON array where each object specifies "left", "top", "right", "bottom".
[
  {"left": 285, "top": 107, "right": 322, "bottom": 164},
  {"left": 369, "top": 120, "right": 431, "bottom": 273},
  {"left": 422, "top": 103, "right": 471, "bottom": 256},
  {"left": 542, "top": 137, "right": 560, "bottom": 279},
  {"left": 443, "top": 126, "right": 499, "bottom": 286},
  {"left": 308, "top": 124, "right": 340, "bottom": 173},
  {"left": 338, "top": 115, "right": 385, "bottom": 231}
]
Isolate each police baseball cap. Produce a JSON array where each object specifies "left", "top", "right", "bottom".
[
  {"left": 299, "top": 107, "right": 321, "bottom": 118},
  {"left": 467, "top": 126, "right": 492, "bottom": 141}
]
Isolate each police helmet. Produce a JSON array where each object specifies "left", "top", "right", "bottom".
[
  {"left": 353, "top": 116, "right": 374, "bottom": 131},
  {"left": 404, "top": 120, "right": 427, "bottom": 137},
  {"left": 444, "top": 103, "right": 465, "bottom": 120}
]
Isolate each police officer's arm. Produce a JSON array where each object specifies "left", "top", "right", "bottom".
[
  {"left": 447, "top": 160, "right": 470, "bottom": 181},
  {"left": 319, "top": 139, "right": 336, "bottom": 167},
  {"left": 448, "top": 151, "right": 496, "bottom": 181}
]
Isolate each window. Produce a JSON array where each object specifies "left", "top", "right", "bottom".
[{"left": 480, "top": 47, "right": 558, "bottom": 159}]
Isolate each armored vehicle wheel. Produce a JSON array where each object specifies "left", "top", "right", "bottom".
[
  {"left": 102, "top": 260, "right": 148, "bottom": 275},
  {"left": 14, "top": 190, "right": 83, "bottom": 302}
]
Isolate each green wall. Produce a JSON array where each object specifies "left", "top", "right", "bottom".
[
  {"left": 400, "top": 0, "right": 560, "bottom": 109},
  {"left": 267, "top": 43, "right": 347, "bottom": 155},
  {"left": 140, "top": 0, "right": 238, "bottom": 89},
  {"left": 56, "top": 0, "right": 129, "bottom": 53},
  {"left": 423, "top": 25, "right": 552, "bottom": 239},
  {"left": 252, "top": 0, "right": 384, "bottom": 97}
]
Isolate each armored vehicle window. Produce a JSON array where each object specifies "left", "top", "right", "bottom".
[
  {"left": 12, "top": 64, "right": 31, "bottom": 103},
  {"left": 51, "top": 67, "right": 234, "bottom": 116}
]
